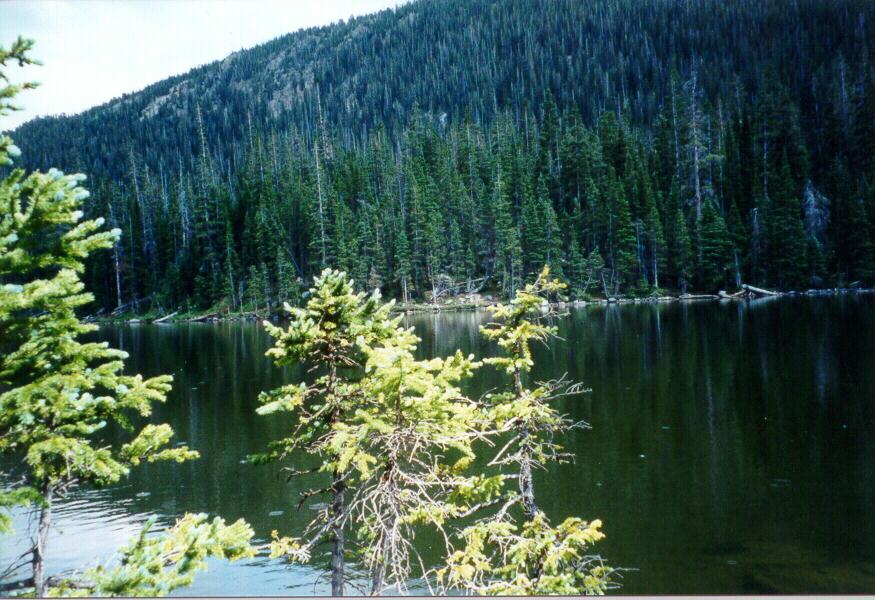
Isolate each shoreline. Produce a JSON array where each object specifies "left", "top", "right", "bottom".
[{"left": 90, "top": 286, "right": 875, "bottom": 325}]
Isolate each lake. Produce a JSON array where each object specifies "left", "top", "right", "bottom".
[{"left": 2, "top": 296, "right": 874, "bottom": 594}]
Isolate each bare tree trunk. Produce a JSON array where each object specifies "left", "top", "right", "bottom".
[
  {"left": 733, "top": 248, "right": 742, "bottom": 288},
  {"left": 32, "top": 484, "right": 52, "bottom": 597},
  {"left": 370, "top": 511, "right": 394, "bottom": 595},
  {"left": 652, "top": 248, "right": 660, "bottom": 289},
  {"left": 514, "top": 368, "right": 538, "bottom": 519},
  {"left": 315, "top": 137, "right": 328, "bottom": 268},
  {"left": 331, "top": 475, "right": 345, "bottom": 596},
  {"left": 109, "top": 202, "right": 124, "bottom": 309},
  {"left": 518, "top": 448, "right": 538, "bottom": 519}
]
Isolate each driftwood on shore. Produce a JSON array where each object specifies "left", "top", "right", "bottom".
[
  {"left": 185, "top": 312, "right": 219, "bottom": 322},
  {"left": 679, "top": 293, "right": 720, "bottom": 300},
  {"left": 95, "top": 282, "right": 875, "bottom": 324},
  {"left": 741, "top": 283, "right": 782, "bottom": 297},
  {"left": 152, "top": 310, "right": 179, "bottom": 324}
]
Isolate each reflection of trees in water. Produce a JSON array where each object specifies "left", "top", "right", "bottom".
[{"left": 47, "top": 299, "right": 875, "bottom": 594}]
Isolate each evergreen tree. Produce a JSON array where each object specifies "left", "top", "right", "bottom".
[
  {"left": 764, "top": 154, "right": 808, "bottom": 289},
  {"left": 845, "top": 193, "right": 875, "bottom": 284},
  {"left": 0, "top": 41, "right": 252, "bottom": 596},
  {"left": 698, "top": 200, "right": 732, "bottom": 291},
  {"left": 253, "top": 270, "right": 399, "bottom": 596},
  {"left": 668, "top": 207, "right": 694, "bottom": 293},
  {"left": 340, "top": 326, "right": 497, "bottom": 595},
  {"left": 441, "top": 267, "right": 613, "bottom": 595}
]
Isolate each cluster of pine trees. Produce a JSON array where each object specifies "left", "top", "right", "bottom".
[
  {"left": 6, "top": 0, "right": 872, "bottom": 312},
  {"left": 80, "top": 70, "right": 875, "bottom": 314}
]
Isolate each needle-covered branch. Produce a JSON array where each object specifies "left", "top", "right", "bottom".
[
  {"left": 440, "top": 265, "right": 614, "bottom": 596},
  {"left": 45, "top": 513, "right": 255, "bottom": 597},
  {"left": 0, "top": 43, "right": 225, "bottom": 597}
]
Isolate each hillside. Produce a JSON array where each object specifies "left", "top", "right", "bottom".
[
  {"left": 5, "top": 0, "right": 875, "bottom": 312},
  {"left": 12, "top": 0, "right": 873, "bottom": 181}
]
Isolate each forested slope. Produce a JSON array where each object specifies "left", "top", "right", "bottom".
[{"left": 7, "top": 0, "right": 875, "bottom": 311}]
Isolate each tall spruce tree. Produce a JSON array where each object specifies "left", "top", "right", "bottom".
[
  {"left": 764, "top": 154, "right": 808, "bottom": 289},
  {"left": 698, "top": 200, "right": 732, "bottom": 291}
]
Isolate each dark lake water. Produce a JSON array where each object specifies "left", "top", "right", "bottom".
[{"left": 2, "top": 296, "right": 874, "bottom": 595}]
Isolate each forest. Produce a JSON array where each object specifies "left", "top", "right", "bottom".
[
  {"left": 3, "top": 1, "right": 875, "bottom": 596},
  {"left": 7, "top": 0, "right": 875, "bottom": 313}
]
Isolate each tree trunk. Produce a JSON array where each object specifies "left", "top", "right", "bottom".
[
  {"left": 518, "top": 445, "right": 538, "bottom": 519},
  {"left": 32, "top": 484, "right": 52, "bottom": 597},
  {"left": 652, "top": 248, "right": 660, "bottom": 289},
  {"left": 513, "top": 368, "right": 539, "bottom": 519},
  {"left": 331, "top": 475, "right": 345, "bottom": 596},
  {"left": 370, "top": 512, "right": 393, "bottom": 596}
]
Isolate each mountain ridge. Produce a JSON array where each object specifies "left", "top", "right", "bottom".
[{"left": 11, "top": 0, "right": 873, "bottom": 182}]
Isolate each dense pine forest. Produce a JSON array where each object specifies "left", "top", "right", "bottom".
[{"left": 8, "top": 0, "right": 875, "bottom": 313}]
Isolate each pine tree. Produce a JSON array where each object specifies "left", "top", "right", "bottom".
[
  {"left": 493, "top": 159, "right": 522, "bottom": 297},
  {"left": 0, "top": 41, "right": 252, "bottom": 596},
  {"left": 254, "top": 270, "right": 400, "bottom": 596},
  {"left": 520, "top": 180, "right": 547, "bottom": 277},
  {"left": 607, "top": 175, "right": 638, "bottom": 291},
  {"left": 668, "top": 207, "right": 694, "bottom": 293},
  {"left": 764, "top": 154, "right": 808, "bottom": 289},
  {"left": 845, "top": 192, "right": 875, "bottom": 284},
  {"left": 698, "top": 200, "right": 732, "bottom": 291},
  {"left": 441, "top": 267, "right": 613, "bottom": 595},
  {"left": 642, "top": 191, "right": 666, "bottom": 290},
  {"left": 340, "top": 326, "right": 497, "bottom": 595},
  {"left": 394, "top": 218, "right": 413, "bottom": 303}
]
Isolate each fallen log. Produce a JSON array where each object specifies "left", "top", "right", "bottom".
[
  {"left": 741, "top": 284, "right": 782, "bottom": 297},
  {"left": 679, "top": 293, "right": 719, "bottom": 300},
  {"left": 153, "top": 310, "right": 179, "bottom": 324},
  {"left": 186, "top": 312, "right": 219, "bottom": 322},
  {"left": 718, "top": 290, "right": 745, "bottom": 299}
]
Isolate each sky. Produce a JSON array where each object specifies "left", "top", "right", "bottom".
[{"left": 1, "top": 0, "right": 405, "bottom": 131}]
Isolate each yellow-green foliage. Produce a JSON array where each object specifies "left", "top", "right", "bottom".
[
  {"left": 0, "top": 154, "right": 196, "bottom": 496},
  {"left": 0, "top": 37, "right": 39, "bottom": 166},
  {"left": 480, "top": 265, "right": 566, "bottom": 376},
  {"left": 441, "top": 513, "right": 612, "bottom": 595},
  {"left": 254, "top": 268, "right": 400, "bottom": 467},
  {"left": 479, "top": 266, "right": 576, "bottom": 466},
  {"left": 256, "top": 269, "right": 505, "bottom": 595},
  {"left": 343, "top": 327, "right": 502, "bottom": 593},
  {"left": 0, "top": 41, "right": 248, "bottom": 600},
  {"left": 439, "top": 266, "right": 614, "bottom": 596},
  {"left": 253, "top": 269, "right": 404, "bottom": 586},
  {"left": 0, "top": 46, "right": 199, "bottom": 547},
  {"left": 50, "top": 513, "right": 255, "bottom": 597}
]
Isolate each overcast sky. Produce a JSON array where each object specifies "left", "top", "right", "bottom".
[{"left": 1, "top": 0, "right": 405, "bottom": 131}]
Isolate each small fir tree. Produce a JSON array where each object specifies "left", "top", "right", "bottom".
[
  {"left": 441, "top": 266, "right": 613, "bottom": 595},
  {"left": 253, "top": 269, "right": 400, "bottom": 595}
]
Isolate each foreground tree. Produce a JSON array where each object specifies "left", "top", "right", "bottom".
[
  {"left": 0, "top": 37, "right": 254, "bottom": 597},
  {"left": 343, "top": 326, "right": 502, "bottom": 594},
  {"left": 441, "top": 267, "right": 614, "bottom": 595},
  {"left": 254, "top": 269, "right": 400, "bottom": 595},
  {"left": 54, "top": 513, "right": 254, "bottom": 597},
  {"left": 258, "top": 270, "right": 516, "bottom": 595}
]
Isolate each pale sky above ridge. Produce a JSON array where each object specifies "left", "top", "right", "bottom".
[{"left": 1, "top": 0, "right": 406, "bottom": 131}]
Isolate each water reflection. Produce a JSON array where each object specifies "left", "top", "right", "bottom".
[{"left": 1, "top": 296, "right": 873, "bottom": 594}]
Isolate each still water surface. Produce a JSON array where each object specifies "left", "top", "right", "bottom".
[{"left": 2, "top": 296, "right": 874, "bottom": 594}]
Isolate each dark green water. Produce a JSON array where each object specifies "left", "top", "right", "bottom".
[{"left": 2, "top": 296, "right": 874, "bottom": 594}]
